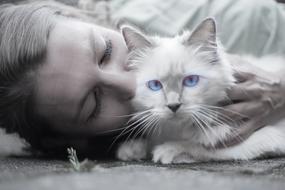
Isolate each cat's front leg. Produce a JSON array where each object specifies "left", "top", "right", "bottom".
[
  {"left": 116, "top": 139, "right": 148, "bottom": 161},
  {"left": 152, "top": 142, "right": 194, "bottom": 164}
]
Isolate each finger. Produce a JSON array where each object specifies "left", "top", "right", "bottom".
[
  {"left": 237, "top": 118, "right": 265, "bottom": 138},
  {"left": 233, "top": 70, "right": 255, "bottom": 83},
  {"left": 221, "top": 101, "right": 269, "bottom": 120},
  {"left": 227, "top": 82, "right": 262, "bottom": 101},
  {"left": 233, "top": 67, "right": 281, "bottom": 86},
  {"left": 215, "top": 118, "right": 265, "bottom": 148}
]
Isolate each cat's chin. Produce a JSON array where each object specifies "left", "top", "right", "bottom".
[
  {"left": 162, "top": 116, "right": 192, "bottom": 127},
  {"left": 161, "top": 112, "right": 187, "bottom": 119}
]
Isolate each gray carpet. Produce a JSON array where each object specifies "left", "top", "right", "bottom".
[
  {"left": 0, "top": 1, "right": 285, "bottom": 189},
  {"left": 1, "top": 156, "right": 285, "bottom": 190}
]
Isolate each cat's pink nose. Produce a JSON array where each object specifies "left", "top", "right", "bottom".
[{"left": 167, "top": 103, "right": 181, "bottom": 113}]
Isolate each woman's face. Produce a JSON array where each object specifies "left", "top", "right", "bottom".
[{"left": 35, "top": 19, "right": 135, "bottom": 135}]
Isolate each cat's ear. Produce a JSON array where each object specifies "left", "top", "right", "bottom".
[
  {"left": 121, "top": 25, "right": 152, "bottom": 50},
  {"left": 185, "top": 18, "right": 217, "bottom": 47}
]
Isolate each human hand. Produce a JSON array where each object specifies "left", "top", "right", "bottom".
[{"left": 216, "top": 57, "right": 285, "bottom": 148}]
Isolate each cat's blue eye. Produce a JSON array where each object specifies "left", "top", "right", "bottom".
[
  {"left": 147, "top": 80, "right": 163, "bottom": 91},
  {"left": 183, "top": 75, "right": 199, "bottom": 87}
]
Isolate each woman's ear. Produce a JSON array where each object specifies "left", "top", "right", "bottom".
[
  {"left": 120, "top": 25, "right": 152, "bottom": 50},
  {"left": 185, "top": 18, "right": 217, "bottom": 47}
]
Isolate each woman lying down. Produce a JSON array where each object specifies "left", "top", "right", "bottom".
[{"left": 0, "top": 1, "right": 285, "bottom": 162}]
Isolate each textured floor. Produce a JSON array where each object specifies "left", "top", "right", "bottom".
[
  {"left": 0, "top": 0, "right": 285, "bottom": 189},
  {"left": 1, "top": 156, "right": 285, "bottom": 190}
]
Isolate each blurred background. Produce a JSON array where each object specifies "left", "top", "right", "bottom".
[{"left": 2, "top": 0, "right": 285, "bottom": 56}]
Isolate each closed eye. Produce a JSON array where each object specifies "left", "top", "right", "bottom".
[
  {"left": 87, "top": 88, "right": 101, "bottom": 122},
  {"left": 89, "top": 30, "right": 112, "bottom": 66},
  {"left": 99, "top": 40, "right": 112, "bottom": 65}
]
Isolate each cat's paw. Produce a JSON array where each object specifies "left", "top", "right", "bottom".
[
  {"left": 152, "top": 143, "right": 187, "bottom": 164},
  {"left": 116, "top": 139, "right": 148, "bottom": 161},
  {"left": 172, "top": 152, "right": 196, "bottom": 164}
]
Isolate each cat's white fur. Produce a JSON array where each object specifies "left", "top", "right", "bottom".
[
  {"left": 117, "top": 18, "right": 285, "bottom": 164},
  {"left": 0, "top": 128, "right": 28, "bottom": 156}
]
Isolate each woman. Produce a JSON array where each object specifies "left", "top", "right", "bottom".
[
  {"left": 0, "top": 1, "right": 284, "bottom": 157},
  {"left": 0, "top": 1, "right": 136, "bottom": 156}
]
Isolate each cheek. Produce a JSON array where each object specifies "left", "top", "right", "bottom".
[
  {"left": 182, "top": 78, "right": 228, "bottom": 106},
  {"left": 203, "top": 80, "right": 228, "bottom": 104},
  {"left": 181, "top": 79, "right": 208, "bottom": 106},
  {"left": 133, "top": 84, "right": 166, "bottom": 110},
  {"left": 89, "top": 96, "right": 132, "bottom": 132}
]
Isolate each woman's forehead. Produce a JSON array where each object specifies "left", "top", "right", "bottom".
[{"left": 51, "top": 19, "right": 106, "bottom": 42}]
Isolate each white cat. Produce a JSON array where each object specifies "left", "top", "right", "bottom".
[{"left": 116, "top": 18, "right": 285, "bottom": 164}]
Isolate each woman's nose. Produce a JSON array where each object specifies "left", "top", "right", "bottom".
[{"left": 99, "top": 71, "right": 136, "bottom": 100}]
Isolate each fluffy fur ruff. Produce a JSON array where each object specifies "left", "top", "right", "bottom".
[{"left": 116, "top": 18, "right": 285, "bottom": 164}]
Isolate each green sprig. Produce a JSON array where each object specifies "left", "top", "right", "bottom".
[{"left": 67, "top": 147, "right": 95, "bottom": 172}]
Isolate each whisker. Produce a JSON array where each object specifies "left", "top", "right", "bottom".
[
  {"left": 186, "top": 104, "right": 244, "bottom": 148},
  {"left": 195, "top": 110, "right": 228, "bottom": 148},
  {"left": 142, "top": 115, "right": 160, "bottom": 138},
  {"left": 197, "top": 106, "right": 245, "bottom": 138},
  {"left": 149, "top": 116, "right": 161, "bottom": 138},
  {"left": 200, "top": 104, "right": 248, "bottom": 119},
  {"left": 199, "top": 108, "right": 238, "bottom": 126},
  {"left": 107, "top": 111, "right": 152, "bottom": 150},
  {"left": 127, "top": 109, "right": 154, "bottom": 122},
  {"left": 99, "top": 109, "right": 152, "bottom": 119},
  {"left": 96, "top": 126, "right": 128, "bottom": 134},
  {"left": 194, "top": 111, "right": 218, "bottom": 147},
  {"left": 186, "top": 105, "right": 236, "bottom": 125},
  {"left": 124, "top": 114, "right": 153, "bottom": 143},
  {"left": 98, "top": 111, "right": 153, "bottom": 135},
  {"left": 146, "top": 116, "right": 160, "bottom": 138},
  {"left": 191, "top": 112, "right": 212, "bottom": 145},
  {"left": 194, "top": 105, "right": 245, "bottom": 147},
  {"left": 132, "top": 114, "right": 156, "bottom": 140}
]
